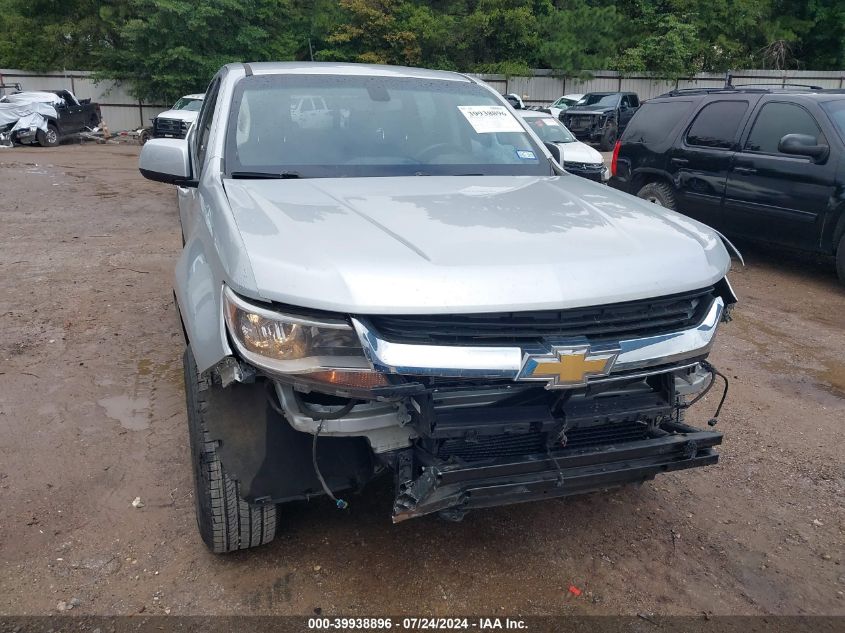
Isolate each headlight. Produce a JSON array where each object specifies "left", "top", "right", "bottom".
[{"left": 222, "top": 286, "right": 379, "bottom": 381}]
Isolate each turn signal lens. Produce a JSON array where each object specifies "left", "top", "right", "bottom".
[{"left": 308, "top": 370, "right": 389, "bottom": 389}]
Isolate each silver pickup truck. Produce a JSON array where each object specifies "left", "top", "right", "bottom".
[{"left": 139, "top": 62, "right": 736, "bottom": 553}]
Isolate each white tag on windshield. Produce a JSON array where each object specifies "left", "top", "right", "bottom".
[{"left": 458, "top": 105, "right": 524, "bottom": 134}]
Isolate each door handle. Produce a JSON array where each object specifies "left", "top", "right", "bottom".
[
  {"left": 670, "top": 157, "right": 689, "bottom": 165},
  {"left": 733, "top": 166, "right": 757, "bottom": 174}
]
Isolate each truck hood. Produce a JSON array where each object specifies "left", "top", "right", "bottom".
[
  {"left": 155, "top": 109, "right": 199, "bottom": 123},
  {"left": 222, "top": 175, "right": 730, "bottom": 314}
]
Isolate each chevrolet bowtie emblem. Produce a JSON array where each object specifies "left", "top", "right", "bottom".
[{"left": 517, "top": 345, "right": 619, "bottom": 388}]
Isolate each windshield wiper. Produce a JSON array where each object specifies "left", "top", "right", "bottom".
[{"left": 229, "top": 171, "right": 302, "bottom": 179}]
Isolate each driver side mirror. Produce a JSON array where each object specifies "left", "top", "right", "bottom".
[
  {"left": 139, "top": 138, "right": 196, "bottom": 186},
  {"left": 778, "top": 133, "right": 829, "bottom": 162}
]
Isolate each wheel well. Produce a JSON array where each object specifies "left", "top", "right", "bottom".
[
  {"left": 173, "top": 291, "right": 189, "bottom": 345},
  {"left": 631, "top": 172, "right": 673, "bottom": 195}
]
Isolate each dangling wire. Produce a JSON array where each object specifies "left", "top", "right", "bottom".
[
  {"left": 312, "top": 420, "right": 348, "bottom": 509},
  {"left": 677, "top": 360, "right": 730, "bottom": 426},
  {"left": 265, "top": 382, "right": 350, "bottom": 510}
]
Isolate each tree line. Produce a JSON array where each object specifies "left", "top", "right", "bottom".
[{"left": 1, "top": 0, "right": 842, "bottom": 103}]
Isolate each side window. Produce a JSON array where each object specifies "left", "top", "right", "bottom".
[
  {"left": 621, "top": 95, "right": 631, "bottom": 108},
  {"left": 629, "top": 95, "right": 640, "bottom": 108},
  {"left": 621, "top": 101, "right": 692, "bottom": 144},
  {"left": 745, "top": 102, "right": 823, "bottom": 154},
  {"left": 685, "top": 100, "right": 749, "bottom": 149},
  {"left": 195, "top": 78, "right": 221, "bottom": 172}
]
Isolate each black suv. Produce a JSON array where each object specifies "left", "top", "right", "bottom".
[
  {"left": 560, "top": 92, "right": 640, "bottom": 151},
  {"left": 609, "top": 88, "right": 845, "bottom": 282}
]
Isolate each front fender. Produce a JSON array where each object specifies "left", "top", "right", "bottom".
[
  {"left": 174, "top": 236, "right": 230, "bottom": 372},
  {"left": 174, "top": 174, "right": 258, "bottom": 372}
]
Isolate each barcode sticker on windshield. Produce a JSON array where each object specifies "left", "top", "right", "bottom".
[{"left": 458, "top": 106, "right": 524, "bottom": 134}]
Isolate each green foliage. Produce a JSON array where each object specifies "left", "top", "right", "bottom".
[
  {"left": 0, "top": 0, "right": 114, "bottom": 71},
  {"left": 90, "top": 0, "right": 306, "bottom": 102},
  {"left": 538, "top": 0, "right": 621, "bottom": 76},
  {"left": 616, "top": 3, "right": 701, "bottom": 78},
  {"left": 1, "top": 0, "right": 842, "bottom": 102}
]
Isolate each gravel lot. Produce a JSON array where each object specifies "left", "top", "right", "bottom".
[{"left": 1, "top": 144, "right": 843, "bottom": 617}]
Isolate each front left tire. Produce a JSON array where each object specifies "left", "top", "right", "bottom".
[
  {"left": 599, "top": 122, "right": 618, "bottom": 152},
  {"left": 37, "top": 123, "right": 60, "bottom": 147},
  {"left": 183, "top": 347, "right": 277, "bottom": 553}
]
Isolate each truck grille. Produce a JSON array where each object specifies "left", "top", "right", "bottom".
[
  {"left": 365, "top": 288, "right": 714, "bottom": 346},
  {"left": 153, "top": 117, "right": 187, "bottom": 138},
  {"left": 564, "top": 115, "right": 597, "bottom": 129}
]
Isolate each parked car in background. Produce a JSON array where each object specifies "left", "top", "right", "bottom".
[
  {"left": 153, "top": 93, "right": 204, "bottom": 139},
  {"left": 139, "top": 61, "right": 735, "bottom": 553},
  {"left": 0, "top": 89, "right": 101, "bottom": 146},
  {"left": 561, "top": 92, "right": 640, "bottom": 151},
  {"left": 504, "top": 93, "right": 526, "bottom": 109},
  {"left": 0, "top": 98, "right": 55, "bottom": 146},
  {"left": 546, "top": 93, "right": 583, "bottom": 120},
  {"left": 518, "top": 110, "right": 608, "bottom": 182},
  {"left": 609, "top": 87, "right": 845, "bottom": 283}
]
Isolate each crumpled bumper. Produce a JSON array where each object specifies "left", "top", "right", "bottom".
[{"left": 392, "top": 421, "right": 721, "bottom": 522}]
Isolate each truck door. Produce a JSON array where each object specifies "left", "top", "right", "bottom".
[
  {"left": 57, "top": 90, "right": 85, "bottom": 132},
  {"left": 618, "top": 94, "right": 638, "bottom": 132},
  {"left": 723, "top": 101, "right": 837, "bottom": 250},
  {"left": 667, "top": 99, "right": 752, "bottom": 229}
]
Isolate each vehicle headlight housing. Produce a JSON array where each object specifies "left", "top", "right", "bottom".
[{"left": 222, "top": 286, "right": 386, "bottom": 389}]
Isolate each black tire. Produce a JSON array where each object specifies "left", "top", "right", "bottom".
[
  {"left": 37, "top": 123, "right": 60, "bottom": 147},
  {"left": 598, "top": 123, "right": 618, "bottom": 152},
  {"left": 183, "top": 347, "right": 277, "bottom": 553},
  {"left": 637, "top": 181, "right": 677, "bottom": 210},
  {"left": 836, "top": 233, "right": 845, "bottom": 285}
]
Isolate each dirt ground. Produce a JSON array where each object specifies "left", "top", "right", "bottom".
[{"left": 0, "top": 144, "right": 843, "bottom": 617}]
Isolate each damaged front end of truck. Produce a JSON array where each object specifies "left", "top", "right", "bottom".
[{"left": 204, "top": 278, "right": 735, "bottom": 524}]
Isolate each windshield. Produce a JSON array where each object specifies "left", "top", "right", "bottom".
[
  {"left": 173, "top": 97, "right": 203, "bottom": 111},
  {"left": 552, "top": 97, "right": 577, "bottom": 108},
  {"left": 821, "top": 99, "right": 845, "bottom": 142},
  {"left": 226, "top": 75, "right": 549, "bottom": 178},
  {"left": 522, "top": 116, "right": 576, "bottom": 144},
  {"left": 576, "top": 94, "right": 620, "bottom": 107}
]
